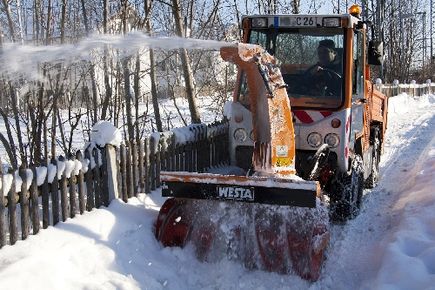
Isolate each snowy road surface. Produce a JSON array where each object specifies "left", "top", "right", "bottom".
[{"left": 0, "top": 93, "right": 434, "bottom": 290}]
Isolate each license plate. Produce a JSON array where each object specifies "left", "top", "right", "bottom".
[
  {"left": 281, "top": 16, "right": 317, "bottom": 27},
  {"left": 216, "top": 185, "right": 255, "bottom": 201}
]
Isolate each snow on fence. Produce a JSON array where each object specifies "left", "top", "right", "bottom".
[
  {"left": 0, "top": 148, "right": 106, "bottom": 247},
  {"left": 380, "top": 82, "right": 435, "bottom": 98},
  {"left": 0, "top": 119, "right": 229, "bottom": 248}
]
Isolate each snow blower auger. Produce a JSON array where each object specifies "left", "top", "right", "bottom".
[{"left": 155, "top": 44, "right": 330, "bottom": 281}]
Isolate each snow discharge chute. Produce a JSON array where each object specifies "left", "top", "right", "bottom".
[{"left": 155, "top": 44, "right": 330, "bottom": 281}]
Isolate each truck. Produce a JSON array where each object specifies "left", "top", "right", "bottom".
[{"left": 155, "top": 4, "right": 388, "bottom": 281}]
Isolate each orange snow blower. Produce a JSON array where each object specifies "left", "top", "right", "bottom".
[
  {"left": 155, "top": 44, "right": 329, "bottom": 281},
  {"left": 156, "top": 6, "right": 389, "bottom": 280}
]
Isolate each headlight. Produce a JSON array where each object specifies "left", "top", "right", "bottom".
[
  {"left": 324, "top": 133, "right": 340, "bottom": 148},
  {"left": 234, "top": 128, "right": 247, "bottom": 142},
  {"left": 307, "top": 132, "right": 322, "bottom": 148}
]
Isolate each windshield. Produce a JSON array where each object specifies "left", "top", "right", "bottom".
[{"left": 248, "top": 28, "right": 345, "bottom": 109}]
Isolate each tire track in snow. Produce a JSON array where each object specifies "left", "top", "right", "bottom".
[{"left": 316, "top": 103, "right": 435, "bottom": 290}]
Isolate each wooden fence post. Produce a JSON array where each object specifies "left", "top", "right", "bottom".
[
  {"left": 42, "top": 160, "right": 50, "bottom": 228},
  {"left": 59, "top": 156, "right": 69, "bottom": 222},
  {"left": 170, "top": 134, "right": 176, "bottom": 171},
  {"left": 149, "top": 136, "right": 156, "bottom": 191},
  {"left": 120, "top": 144, "right": 128, "bottom": 203},
  {"left": 85, "top": 148, "right": 95, "bottom": 211},
  {"left": 100, "top": 147, "right": 109, "bottom": 206},
  {"left": 185, "top": 142, "right": 192, "bottom": 172},
  {"left": 76, "top": 151, "right": 86, "bottom": 214},
  {"left": 138, "top": 140, "right": 145, "bottom": 192},
  {"left": 69, "top": 155, "right": 77, "bottom": 219},
  {"left": 8, "top": 172, "right": 17, "bottom": 245},
  {"left": 131, "top": 141, "right": 138, "bottom": 196},
  {"left": 30, "top": 167, "right": 39, "bottom": 234},
  {"left": 160, "top": 135, "right": 167, "bottom": 172},
  {"left": 144, "top": 137, "right": 150, "bottom": 194},
  {"left": 19, "top": 166, "right": 30, "bottom": 240},
  {"left": 105, "top": 144, "right": 120, "bottom": 204},
  {"left": 93, "top": 148, "right": 102, "bottom": 208},
  {"left": 156, "top": 136, "right": 161, "bottom": 188},
  {"left": 50, "top": 158, "right": 60, "bottom": 225},
  {"left": 125, "top": 141, "right": 133, "bottom": 199},
  {"left": 175, "top": 143, "right": 181, "bottom": 171},
  {"left": 0, "top": 161, "right": 6, "bottom": 248}
]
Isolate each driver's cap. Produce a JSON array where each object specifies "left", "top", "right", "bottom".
[{"left": 318, "top": 39, "right": 335, "bottom": 51}]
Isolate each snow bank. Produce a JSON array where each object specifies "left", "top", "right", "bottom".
[
  {"left": 374, "top": 146, "right": 435, "bottom": 290},
  {"left": 388, "top": 93, "right": 435, "bottom": 115}
]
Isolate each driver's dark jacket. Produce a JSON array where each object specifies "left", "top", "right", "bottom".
[{"left": 314, "top": 59, "right": 342, "bottom": 96}]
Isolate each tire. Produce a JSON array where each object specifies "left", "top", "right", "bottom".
[
  {"left": 330, "top": 155, "right": 364, "bottom": 222},
  {"left": 365, "top": 129, "right": 381, "bottom": 188}
]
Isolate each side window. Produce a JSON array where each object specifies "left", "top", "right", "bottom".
[
  {"left": 352, "top": 31, "right": 364, "bottom": 98},
  {"left": 249, "top": 31, "right": 268, "bottom": 48}
]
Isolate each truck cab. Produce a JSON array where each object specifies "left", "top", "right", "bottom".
[{"left": 228, "top": 6, "right": 388, "bottom": 220}]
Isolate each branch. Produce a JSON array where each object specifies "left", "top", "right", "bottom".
[{"left": 0, "top": 132, "right": 17, "bottom": 169}]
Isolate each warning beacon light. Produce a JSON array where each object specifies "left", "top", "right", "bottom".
[{"left": 349, "top": 4, "right": 362, "bottom": 18}]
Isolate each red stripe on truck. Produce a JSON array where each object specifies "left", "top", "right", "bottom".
[{"left": 293, "top": 111, "right": 313, "bottom": 123}]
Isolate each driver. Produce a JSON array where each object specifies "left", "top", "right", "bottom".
[
  {"left": 306, "top": 39, "right": 342, "bottom": 96},
  {"left": 315, "top": 39, "right": 341, "bottom": 74}
]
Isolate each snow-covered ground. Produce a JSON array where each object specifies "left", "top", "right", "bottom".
[{"left": 0, "top": 93, "right": 434, "bottom": 290}]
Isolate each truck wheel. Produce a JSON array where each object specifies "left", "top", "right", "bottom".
[
  {"left": 330, "top": 155, "right": 364, "bottom": 222},
  {"left": 365, "top": 129, "right": 380, "bottom": 188}
]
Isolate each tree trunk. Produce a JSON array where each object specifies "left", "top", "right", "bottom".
[
  {"left": 291, "top": 0, "right": 300, "bottom": 14},
  {"left": 2, "top": 0, "right": 16, "bottom": 42},
  {"left": 149, "top": 49, "right": 163, "bottom": 131},
  {"left": 60, "top": 0, "right": 67, "bottom": 44},
  {"left": 134, "top": 53, "right": 141, "bottom": 138},
  {"left": 9, "top": 83, "right": 26, "bottom": 166},
  {"left": 123, "top": 58, "right": 134, "bottom": 141},
  {"left": 45, "top": 0, "right": 52, "bottom": 44},
  {"left": 34, "top": 0, "right": 40, "bottom": 43},
  {"left": 100, "top": 0, "right": 112, "bottom": 121},
  {"left": 171, "top": 0, "right": 201, "bottom": 124},
  {"left": 16, "top": 0, "right": 24, "bottom": 43},
  {"left": 144, "top": 0, "right": 163, "bottom": 132},
  {"left": 80, "top": 0, "right": 89, "bottom": 35},
  {"left": 80, "top": 0, "right": 98, "bottom": 123}
]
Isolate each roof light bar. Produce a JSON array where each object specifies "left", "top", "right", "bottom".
[
  {"left": 251, "top": 18, "right": 268, "bottom": 28},
  {"left": 323, "top": 17, "right": 340, "bottom": 27}
]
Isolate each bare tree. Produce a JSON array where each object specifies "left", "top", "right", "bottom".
[
  {"left": 144, "top": 0, "right": 163, "bottom": 132},
  {"left": 2, "top": 0, "right": 16, "bottom": 42},
  {"left": 171, "top": 0, "right": 201, "bottom": 124}
]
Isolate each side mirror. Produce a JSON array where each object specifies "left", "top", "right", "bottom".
[{"left": 368, "top": 40, "right": 383, "bottom": 66}]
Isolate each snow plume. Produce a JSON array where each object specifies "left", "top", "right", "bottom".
[{"left": 0, "top": 32, "right": 235, "bottom": 81}]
